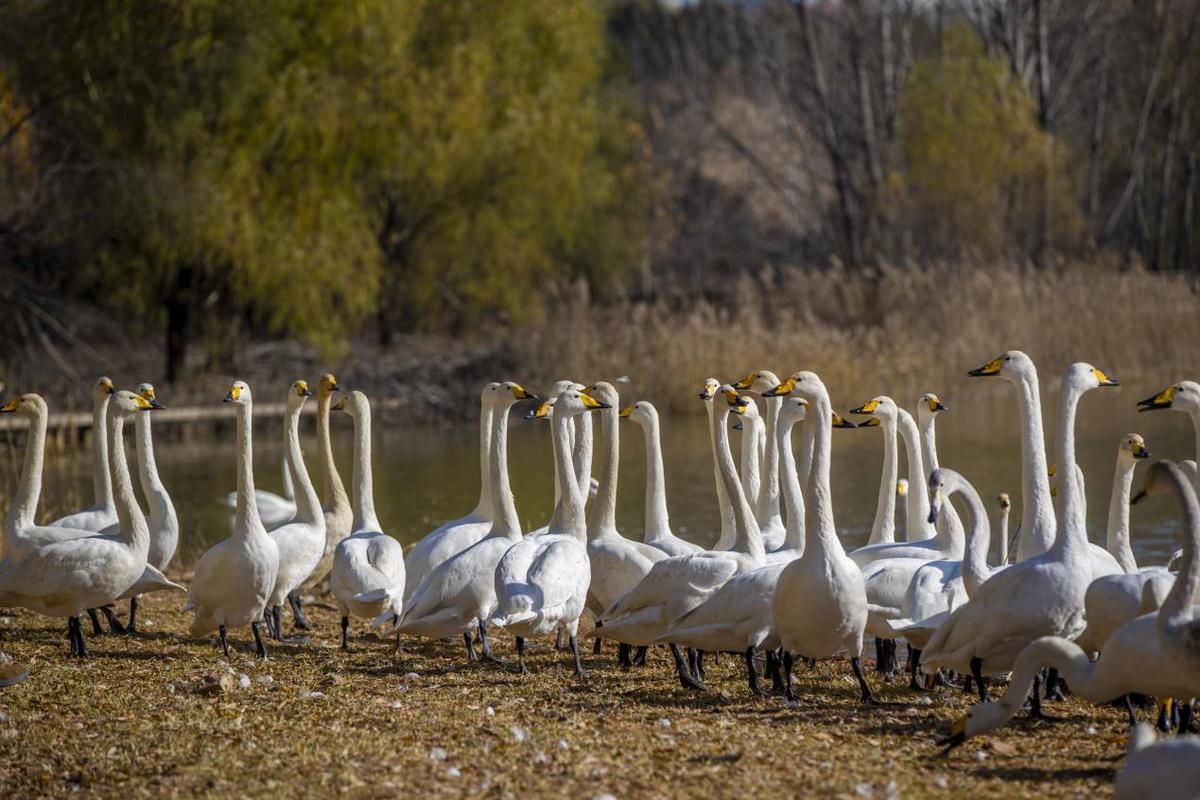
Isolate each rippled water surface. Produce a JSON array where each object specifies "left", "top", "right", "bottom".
[{"left": 16, "top": 387, "right": 1195, "bottom": 568}]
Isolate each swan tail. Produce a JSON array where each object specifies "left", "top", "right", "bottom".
[
  {"left": 356, "top": 588, "right": 404, "bottom": 628},
  {"left": 491, "top": 609, "right": 537, "bottom": 628}
]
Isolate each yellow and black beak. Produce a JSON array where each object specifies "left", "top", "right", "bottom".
[
  {"left": 224, "top": 385, "right": 241, "bottom": 403},
  {"left": 146, "top": 395, "right": 165, "bottom": 410},
  {"left": 927, "top": 396, "right": 948, "bottom": 413},
  {"left": 1092, "top": 368, "right": 1119, "bottom": 387},
  {"left": 831, "top": 413, "right": 857, "bottom": 429},
  {"left": 510, "top": 384, "right": 535, "bottom": 401},
  {"left": 763, "top": 377, "right": 796, "bottom": 398},
  {"left": 619, "top": 405, "right": 634, "bottom": 419},
  {"left": 297, "top": 381, "right": 313, "bottom": 398},
  {"left": 968, "top": 356, "right": 1004, "bottom": 377},
  {"left": 0, "top": 398, "right": 19, "bottom": 413},
  {"left": 133, "top": 394, "right": 155, "bottom": 411},
  {"left": 1131, "top": 441, "right": 1151, "bottom": 460},
  {"left": 850, "top": 399, "right": 880, "bottom": 416},
  {"left": 858, "top": 417, "right": 881, "bottom": 427},
  {"left": 937, "top": 715, "right": 969, "bottom": 751},
  {"left": 580, "top": 392, "right": 610, "bottom": 411},
  {"left": 100, "top": 377, "right": 115, "bottom": 395},
  {"left": 1138, "top": 386, "right": 1176, "bottom": 412},
  {"left": 999, "top": 493, "right": 1011, "bottom": 510},
  {"left": 733, "top": 373, "right": 757, "bottom": 391},
  {"left": 527, "top": 400, "right": 552, "bottom": 420},
  {"left": 332, "top": 397, "right": 348, "bottom": 412}
]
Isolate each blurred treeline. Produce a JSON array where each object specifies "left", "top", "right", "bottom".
[{"left": 0, "top": 0, "right": 1197, "bottom": 387}]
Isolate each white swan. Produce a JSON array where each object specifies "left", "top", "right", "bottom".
[
  {"left": 967, "top": 351, "right": 1057, "bottom": 561},
  {"left": 895, "top": 406, "right": 936, "bottom": 542},
  {"left": 732, "top": 394, "right": 764, "bottom": 521},
  {"left": 849, "top": 397, "right": 899, "bottom": 546},
  {"left": 764, "top": 371, "right": 880, "bottom": 705},
  {"left": 763, "top": 396, "right": 808, "bottom": 563},
  {"left": 620, "top": 401, "right": 701, "bottom": 556},
  {"left": 328, "top": 390, "right": 407, "bottom": 650},
  {"left": 1077, "top": 434, "right": 1168, "bottom": 653},
  {"left": 184, "top": 381, "right": 280, "bottom": 659},
  {"left": 389, "top": 382, "right": 532, "bottom": 660},
  {"left": 490, "top": 387, "right": 603, "bottom": 677},
  {"left": 917, "top": 392, "right": 965, "bottom": 545},
  {"left": 220, "top": 456, "right": 296, "bottom": 531},
  {"left": 402, "top": 383, "right": 498, "bottom": 598},
  {"left": 1115, "top": 724, "right": 1200, "bottom": 800},
  {"left": 263, "top": 381, "right": 326, "bottom": 640},
  {"left": 0, "top": 390, "right": 154, "bottom": 657},
  {"left": 919, "top": 362, "right": 1121, "bottom": 695},
  {"left": 49, "top": 377, "right": 117, "bottom": 532},
  {"left": 700, "top": 378, "right": 737, "bottom": 550},
  {"left": 525, "top": 380, "right": 596, "bottom": 538},
  {"left": 296, "top": 374, "right": 354, "bottom": 617},
  {"left": 584, "top": 382, "right": 666, "bottom": 620},
  {"left": 734, "top": 371, "right": 787, "bottom": 552}
]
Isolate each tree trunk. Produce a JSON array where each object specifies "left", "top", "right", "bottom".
[
  {"left": 1153, "top": 88, "right": 1182, "bottom": 270},
  {"left": 164, "top": 266, "right": 193, "bottom": 385},
  {"left": 1176, "top": 144, "right": 1196, "bottom": 273},
  {"left": 1087, "top": 52, "right": 1109, "bottom": 224}
]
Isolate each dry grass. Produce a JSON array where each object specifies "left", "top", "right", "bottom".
[
  {"left": 0, "top": 591, "right": 1142, "bottom": 799},
  {"left": 519, "top": 259, "right": 1200, "bottom": 410}
]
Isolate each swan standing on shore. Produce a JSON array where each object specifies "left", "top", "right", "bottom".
[
  {"left": 391, "top": 382, "right": 533, "bottom": 661},
  {"left": 184, "top": 382, "right": 279, "bottom": 659},
  {"left": 851, "top": 397, "right": 899, "bottom": 546},
  {"left": 621, "top": 401, "right": 700, "bottom": 556},
  {"left": 0, "top": 390, "right": 155, "bottom": 657},
  {"left": 700, "top": 378, "right": 737, "bottom": 550},
  {"left": 50, "top": 377, "right": 117, "bottom": 532},
  {"left": 263, "top": 381, "right": 326, "bottom": 640},
  {"left": 329, "top": 390, "right": 406, "bottom": 650}
]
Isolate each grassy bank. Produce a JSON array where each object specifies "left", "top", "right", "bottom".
[{"left": 0, "top": 591, "right": 1135, "bottom": 799}]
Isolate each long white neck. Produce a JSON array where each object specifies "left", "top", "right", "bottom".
[
  {"left": 919, "top": 412, "right": 940, "bottom": 473},
  {"left": 549, "top": 411, "right": 587, "bottom": 542},
  {"left": 284, "top": 402, "right": 323, "bottom": 525},
  {"left": 233, "top": 403, "right": 266, "bottom": 540},
  {"left": 1157, "top": 465, "right": 1199, "bottom": 649},
  {"left": 799, "top": 416, "right": 816, "bottom": 501},
  {"left": 92, "top": 393, "right": 115, "bottom": 511},
  {"left": 317, "top": 391, "right": 349, "bottom": 515},
  {"left": 1049, "top": 381, "right": 1089, "bottom": 559},
  {"left": 638, "top": 409, "right": 672, "bottom": 542},
  {"left": 982, "top": 637, "right": 1108, "bottom": 737},
  {"left": 777, "top": 414, "right": 805, "bottom": 552},
  {"left": 588, "top": 404, "right": 620, "bottom": 538},
  {"left": 948, "top": 473, "right": 994, "bottom": 597},
  {"left": 712, "top": 405, "right": 765, "bottom": 561},
  {"left": 867, "top": 416, "right": 898, "bottom": 545},
  {"left": 896, "top": 409, "right": 936, "bottom": 541},
  {"left": 738, "top": 417, "right": 762, "bottom": 511},
  {"left": 349, "top": 403, "right": 381, "bottom": 533},
  {"left": 471, "top": 394, "right": 495, "bottom": 519},
  {"left": 756, "top": 397, "right": 782, "bottom": 527},
  {"left": 802, "top": 391, "right": 843, "bottom": 561},
  {"left": 706, "top": 399, "right": 736, "bottom": 550},
  {"left": 573, "top": 411, "right": 593, "bottom": 503},
  {"left": 1106, "top": 456, "right": 1139, "bottom": 573},
  {"left": 1189, "top": 408, "right": 1200, "bottom": 496},
  {"left": 998, "top": 505, "right": 1010, "bottom": 565},
  {"left": 485, "top": 402, "right": 521, "bottom": 541},
  {"left": 107, "top": 411, "right": 149, "bottom": 557},
  {"left": 134, "top": 410, "right": 175, "bottom": 536},
  {"left": 1013, "top": 370, "right": 1056, "bottom": 560},
  {"left": 9, "top": 406, "right": 47, "bottom": 531}
]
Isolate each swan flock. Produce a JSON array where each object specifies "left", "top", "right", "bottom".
[{"left": 1, "top": 353, "right": 1198, "bottom": 791}]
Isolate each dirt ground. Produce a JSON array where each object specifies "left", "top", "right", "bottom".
[{"left": 0, "top": 591, "right": 1139, "bottom": 799}]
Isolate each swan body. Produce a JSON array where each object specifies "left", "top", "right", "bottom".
[
  {"left": 920, "top": 362, "right": 1119, "bottom": 676},
  {"left": 328, "top": 391, "right": 407, "bottom": 642},
  {"left": 392, "top": 384, "right": 531, "bottom": 643},
  {"left": 403, "top": 384, "right": 498, "bottom": 598},
  {"left": 0, "top": 390, "right": 154, "bottom": 654},
  {"left": 622, "top": 401, "right": 700, "bottom": 556},
  {"left": 184, "top": 382, "right": 280, "bottom": 655},
  {"left": 658, "top": 562, "right": 783, "bottom": 654},
  {"left": 1115, "top": 725, "right": 1200, "bottom": 800},
  {"left": 48, "top": 377, "right": 118, "bottom": 532},
  {"left": 734, "top": 371, "right": 787, "bottom": 552}
]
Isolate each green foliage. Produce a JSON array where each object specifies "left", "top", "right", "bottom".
[{"left": 890, "top": 26, "right": 1083, "bottom": 257}]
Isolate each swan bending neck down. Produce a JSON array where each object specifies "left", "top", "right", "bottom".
[
  {"left": 329, "top": 390, "right": 407, "bottom": 650},
  {"left": 968, "top": 351, "right": 1056, "bottom": 561},
  {"left": 623, "top": 401, "right": 700, "bottom": 556},
  {"left": 0, "top": 390, "right": 153, "bottom": 658},
  {"left": 184, "top": 382, "right": 279, "bottom": 659},
  {"left": 491, "top": 387, "right": 605, "bottom": 677},
  {"left": 50, "top": 377, "right": 117, "bottom": 532}
]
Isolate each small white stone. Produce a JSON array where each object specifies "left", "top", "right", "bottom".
[
  {"left": 405, "top": 672, "right": 420, "bottom": 680},
  {"left": 557, "top": 739, "right": 569, "bottom": 751},
  {"left": 485, "top": 706, "right": 495, "bottom": 717},
  {"left": 655, "top": 717, "right": 671, "bottom": 728},
  {"left": 238, "top": 674, "right": 251, "bottom": 690},
  {"left": 390, "top": 700, "right": 403, "bottom": 709},
  {"left": 429, "top": 747, "right": 448, "bottom": 761},
  {"left": 974, "top": 750, "right": 988, "bottom": 762},
  {"left": 301, "top": 690, "right": 326, "bottom": 699},
  {"left": 1085, "top": 726, "right": 1098, "bottom": 735},
  {"left": 853, "top": 783, "right": 874, "bottom": 798},
  {"left": 510, "top": 725, "right": 530, "bottom": 743},
  {"left": 445, "top": 767, "right": 461, "bottom": 778},
  {"left": 257, "top": 674, "right": 274, "bottom": 685},
  {"left": 932, "top": 775, "right": 949, "bottom": 789},
  {"left": 534, "top": 751, "right": 550, "bottom": 764}
]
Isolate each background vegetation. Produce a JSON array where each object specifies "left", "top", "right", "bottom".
[{"left": 0, "top": 1, "right": 1196, "bottom": 404}]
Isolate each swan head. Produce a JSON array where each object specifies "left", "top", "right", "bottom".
[
  {"left": 1118, "top": 433, "right": 1151, "bottom": 466},
  {"left": 110, "top": 389, "right": 156, "bottom": 416},
  {"left": 0, "top": 393, "right": 47, "bottom": 419},
  {"left": 584, "top": 381, "right": 620, "bottom": 411},
  {"left": 619, "top": 400, "right": 657, "bottom": 426},
  {"left": 967, "top": 350, "right": 1032, "bottom": 380},
  {"left": 332, "top": 390, "right": 368, "bottom": 418},
  {"left": 94, "top": 376, "right": 115, "bottom": 399},
  {"left": 775, "top": 396, "right": 809, "bottom": 426},
  {"left": 556, "top": 387, "right": 609, "bottom": 418},
  {"left": 136, "top": 383, "right": 165, "bottom": 410},
  {"left": 897, "top": 478, "right": 909, "bottom": 498},
  {"left": 287, "top": 380, "right": 314, "bottom": 407},
  {"left": 733, "top": 370, "right": 782, "bottom": 395},
  {"left": 319, "top": 373, "right": 339, "bottom": 399},
  {"left": 917, "top": 392, "right": 948, "bottom": 423},
  {"left": 224, "top": 381, "right": 252, "bottom": 406},
  {"left": 493, "top": 381, "right": 536, "bottom": 405},
  {"left": 1132, "top": 459, "right": 1190, "bottom": 506},
  {"left": 927, "top": 469, "right": 947, "bottom": 523},
  {"left": 698, "top": 378, "right": 720, "bottom": 401},
  {"left": 1138, "top": 380, "right": 1200, "bottom": 414},
  {"left": 850, "top": 395, "right": 896, "bottom": 427},
  {"left": 998, "top": 492, "right": 1011, "bottom": 511},
  {"left": 941, "top": 701, "right": 1013, "bottom": 750},
  {"left": 762, "top": 370, "right": 823, "bottom": 400},
  {"left": 1065, "top": 361, "right": 1120, "bottom": 393}
]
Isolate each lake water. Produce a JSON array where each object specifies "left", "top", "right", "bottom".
[{"left": 14, "top": 387, "right": 1195, "bottom": 569}]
